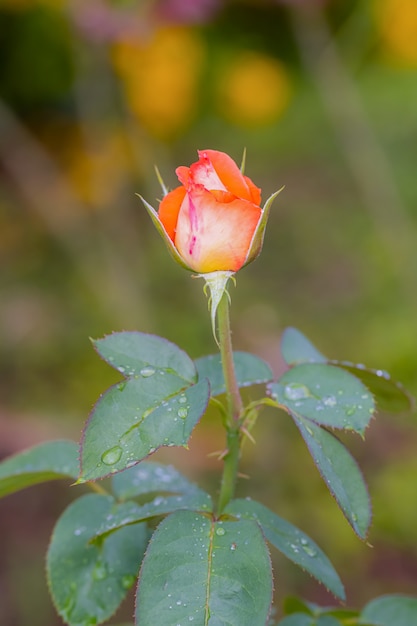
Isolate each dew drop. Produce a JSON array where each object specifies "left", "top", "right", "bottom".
[
  {"left": 178, "top": 395, "right": 187, "bottom": 404},
  {"left": 140, "top": 367, "right": 156, "bottom": 377},
  {"left": 322, "top": 395, "right": 337, "bottom": 407},
  {"left": 61, "top": 593, "right": 76, "bottom": 622},
  {"left": 284, "top": 382, "right": 311, "bottom": 401},
  {"left": 178, "top": 407, "right": 188, "bottom": 419},
  {"left": 376, "top": 369, "right": 389, "bottom": 379},
  {"left": 345, "top": 406, "right": 357, "bottom": 416},
  {"left": 121, "top": 574, "right": 135, "bottom": 589},
  {"left": 302, "top": 544, "right": 317, "bottom": 557},
  {"left": 101, "top": 446, "right": 122, "bottom": 465},
  {"left": 216, "top": 527, "right": 225, "bottom": 536},
  {"left": 92, "top": 562, "right": 107, "bottom": 581}
]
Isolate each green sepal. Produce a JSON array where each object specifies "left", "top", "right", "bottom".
[
  {"left": 154, "top": 165, "right": 168, "bottom": 196},
  {"left": 244, "top": 186, "right": 284, "bottom": 267},
  {"left": 137, "top": 194, "right": 190, "bottom": 270},
  {"left": 197, "top": 270, "right": 235, "bottom": 344}
]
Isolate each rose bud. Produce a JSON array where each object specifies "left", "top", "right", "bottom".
[{"left": 141, "top": 149, "right": 282, "bottom": 275}]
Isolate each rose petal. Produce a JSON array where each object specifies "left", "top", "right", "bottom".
[
  {"left": 158, "top": 186, "right": 186, "bottom": 241},
  {"left": 244, "top": 174, "right": 262, "bottom": 205},
  {"left": 189, "top": 154, "right": 227, "bottom": 191},
  {"left": 199, "top": 149, "right": 260, "bottom": 203},
  {"left": 175, "top": 165, "right": 191, "bottom": 188},
  {"left": 175, "top": 185, "right": 261, "bottom": 272}
]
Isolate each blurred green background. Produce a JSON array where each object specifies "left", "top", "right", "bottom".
[{"left": 1, "top": 0, "right": 416, "bottom": 624}]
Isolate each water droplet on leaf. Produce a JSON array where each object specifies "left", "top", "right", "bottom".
[
  {"left": 216, "top": 527, "right": 225, "bottom": 536},
  {"left": 322, "top": 395, "right": 337, "bottom": 407},
  {"left": 93, "top": 562, "right": 107, "bottom": 580},
  {"left": 178, "top": 407, "right": 188, "bottom": 419},
  {"left": 121, "top": 574, "right": 135, "bottom": 589},
  {"left": 101, "top": 446, "right": 122, "bottom": 465},
  {"left": 302, "top": 544, "right": 317, "bottom": 557},
  {"left": 345, "top": 406, "right": 356, "bottom": 416},
  {"left": 140, "top": 367, "right": 156, "bottom": 377},
  {"left": 284, "top": 382, "right": 312, "bottom": 401}
]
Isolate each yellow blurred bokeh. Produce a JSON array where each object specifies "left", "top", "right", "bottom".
[
  {"left": 63, "top": 131, "right": 132, "bottom": 210},
  {"left": 216, "top": 50, "right": 291, "bottom": 127},
  {"left": 113, "top": 26, "right": 205, "bottom": 140},
  {"left": 374, "top": 0, "right": 417, "bottom": 66}
]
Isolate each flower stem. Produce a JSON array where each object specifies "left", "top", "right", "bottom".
[
  {"left": 217, "top": 291, "right": 243, "bottom": 423},
  {"left": 216, "top": 291, "right": 243, "bottom": 515}
]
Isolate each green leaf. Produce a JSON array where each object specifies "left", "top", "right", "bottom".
[
  {"left": 277, "top": 615, "right": 314, "bottom": 626},
  {"left": 136, "top": 510, "right": 273, "bottom": 626},
  {"left": 93, "top": 491, "right": 213, "bottom": 542},
  {"left": 112, "top": 461, "right": 204, "bottom": 500},
  {"left": 278, "top": 614, "right": 344, "bottom": 626},
  {"left": 330, "top": 362, "right": 413, "bottom": 413},
  {"left": 79, "top": 378, "right": 210, "bottom": 481},
  {"left": 283, "top": 596, "right": 314, "bottom": 616},
  {"left": 195, "top": 351, "right": 273, "bottom": 396},
  {"left": 280, "top": 327, "right": 411, "bottom": 413},
  {"left": 281, "top": 598, "right": 359, "bottom": 624},
  {"left": 47, "top": 494, "right": 148, "bottom": 626},
  {"left": 226, "top": 499, "right": 345, "bottom": 601},
  {"left": 268, "top": 364, "right": 374, "bottom": 435},
  {"left": 360, "top": 594, "right": 417, "bottom": 626},
  {"left": 0, "top": 440, "right": 79, "bottom": 498},
  {"left": 281, "top": 327, "right": 327, "bottom": 365},
  {"left": 316, "top": 617, "right": 343, "bottom": 626},
  {"left": 294, "top": 417, "right": 371, "bottom": 538},
  {"left": 321, "top": 608, "right": 359, "bottom": 620},
  {"left": 93, "top": 331, "right": 196, "bottom": 384}
]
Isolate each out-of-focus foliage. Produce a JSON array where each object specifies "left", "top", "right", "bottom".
[{"left": 0, "top": 0, "right": 416, "bottom": 624}]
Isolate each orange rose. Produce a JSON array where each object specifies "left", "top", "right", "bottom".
[
  {"left": 141, "top": 149, "right": 281, "bottom": 275},
  {"left": 159, "top": 150, "right": 263, "bottom": 273}
]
